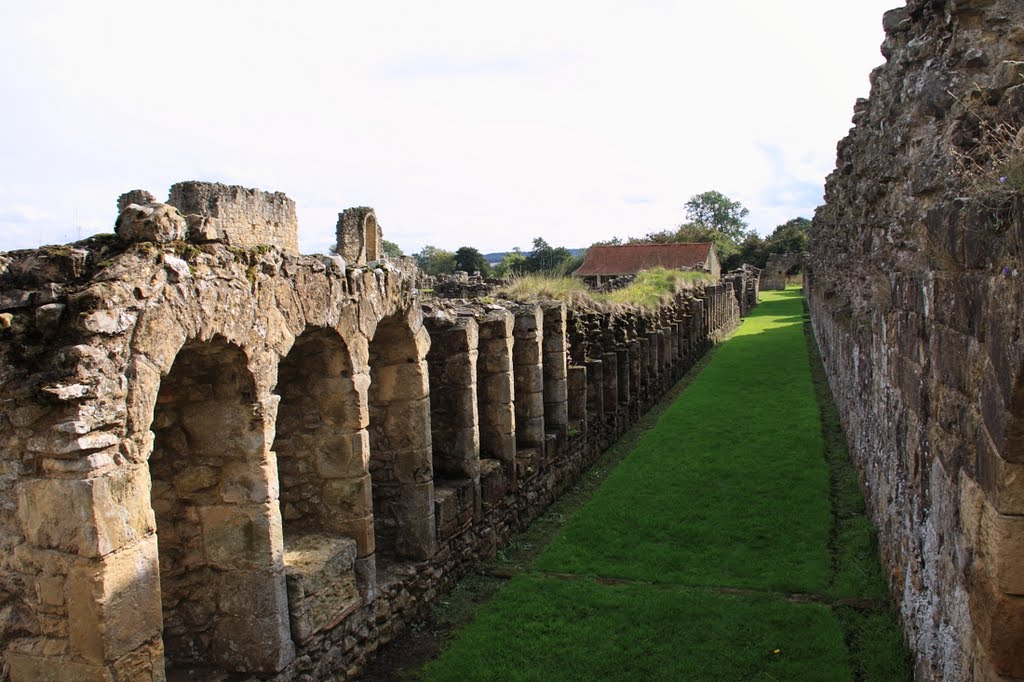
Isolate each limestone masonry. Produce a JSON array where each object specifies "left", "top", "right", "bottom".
[
  {"left": 0, "top": 181, "right": 748, "bottom": 679},
  {"left": 808, "top": 0, "right": 1024, "bottom": 678}
]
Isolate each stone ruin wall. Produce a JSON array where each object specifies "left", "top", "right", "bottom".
[
  {"left": 0, "top": 181, "right": 747, "bottom": 680},
  {"left": 807, "top": 1, "right": 1024, "bottom": 679}
]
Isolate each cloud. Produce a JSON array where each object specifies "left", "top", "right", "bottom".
[
  {"left": 0, "top": 0, "right": 894, "bottom": 255},
  {"left": 379, "top": 56, "right": 549, "bottom": 80},
  {"left": 0, "top": 205, "right": 51, "bottom": 224}
]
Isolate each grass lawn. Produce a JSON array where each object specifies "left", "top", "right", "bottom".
[
  {"left": 426, "top": 575, "right": 851, "bottom": 682},
  {"left": 422, "top": 287, "right": 911, "bottom": 681},
  {"left": 536, "top": 288, "right": 829, "bottom": 592}
]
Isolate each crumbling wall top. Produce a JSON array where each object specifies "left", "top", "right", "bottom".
[{"left": 167, "top": 181, "right": 299, "bottom": 253}]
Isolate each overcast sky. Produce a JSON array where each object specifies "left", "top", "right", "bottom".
[{"left": 0, "top": 1, "right": 897, "bottom": 255}]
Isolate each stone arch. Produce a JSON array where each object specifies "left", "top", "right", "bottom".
[
  {"left": 147, "top": 336, "right": 294, "bottom": 674},
  {"left": 274, "top": 328, "right": 368, "bottom": 534},
  {"left": 272, "top": 327, "right": 366, "bottom": 640},
  {"left": 366, "top": 310, "right": 437, "bottom": 562}
]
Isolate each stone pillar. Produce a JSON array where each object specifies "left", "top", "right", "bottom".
[
  {"left": 648, "top": 331, "right": 661, "bottom": 376},
  {"left": 567, "top": 366, "right": 587, "bottom": 432},
  {"left": 424, "top": 315, "right": 481, "bottom": 517},
  {"left": 639, "top": 336, "right": 651, "bottom": 387},
  {"left": 541, "top": 302, "right": 569, "bottom": 438},
  {"left": 628, "top": 340, "right": 641, "bottom": 396},
  {"left": 477, "top": 310, "right": 516, "bottom": 477},
  {"left": 695, "top": 299, "right": 706, "bottom": 344},
  {"left": 616, "top": 347, "right": 631, "bottom": 405},
  {"left": 662, "top": 326, "right": 674, "bottom": 375},
  {"left": 513, "top": 305, "right": 545, "bottom": 448},
  {"left": 601, "top": 351, "right": 618, "bottom": 414},
  {"left": 585, "top": 358, "right": 604, "bottom": 421},
  {"left": 13, "top": 465, "right": 169, "bottom": 679}
]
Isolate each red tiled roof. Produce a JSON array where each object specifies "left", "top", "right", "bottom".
[{"left": 573, "top": 243, "right": 714, "bottom": 276}]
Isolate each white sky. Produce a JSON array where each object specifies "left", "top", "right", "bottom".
[{"left": 0, "top": 1, "right": 897, "bottom": 255}]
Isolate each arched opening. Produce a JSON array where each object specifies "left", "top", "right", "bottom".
[
  {"left": 273, "top": 328, "right": 364, "bottom": 641},
  {"left": 367, "top": 314, "right": 436, "bottom": 563},
  {"left": 364, "top": 213, "right": 378, "bottom": 262},
  {"left": 148, "top": 337, "right": 293, "bottom": 674},
  {"left": 425, "top": 315, "right": 482, "bottom": 540}
]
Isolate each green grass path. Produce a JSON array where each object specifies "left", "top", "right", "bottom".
[{"left": 424, "top": 289, "right": 910, "bottom": 681}]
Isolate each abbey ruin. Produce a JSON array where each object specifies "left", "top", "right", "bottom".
[
  {"left": 4, "top": 0, "right": 1024, "bottom": 679},
  {"left": 0, "top": 182, "right": 746, "bottom": 679}
]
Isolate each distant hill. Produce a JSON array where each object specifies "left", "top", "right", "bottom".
[{"left": 484, "top": 248, "right": 587, "bottom": 264}]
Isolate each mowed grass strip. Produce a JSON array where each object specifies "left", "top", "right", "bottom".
[
  {"left": 536, "top": 288, "right": 830, "bottom": 593},
  {"left": 424, "top": 574, "right": 852, "bottom": 682}
]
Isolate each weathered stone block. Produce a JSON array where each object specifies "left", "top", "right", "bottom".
[
  {"left": 394, "top": 512, "right": 437, "bottom": 560},
  {"left": 284, "top": 534, "right": 360, "bottom": 643},
  {"left": 323, "top": 475, "right": 373, "bottom": 518},
  {"left": 6, "top": 652, "right": 114, "bottom": 682},
  {"left": 198, "top": 502, "right": 284, "bottom": 571},
  {"left": 210, "top": 611, "right": 295, "bottom": 673},
  {"left": 18, "top": 466, "right": 155, "bottom": 558},
  {"left": 380, "top": 398, "right": 431, "bottom": 451},
  {"left": 371, "top": 362, "right": 430, "bottom": 403},
  {"left": 218, "top": 567, "right": 292, "bottom": 617},
  {"left": 479, "top": 458, "right": 507, "bottom": 506},
  {"left": 115, "top": 203, "right": 186, "bottom": 244},
  {"left": 329, "top": 514, "right": 375, "bottom": 557},
  {"left": 67, "top": 535, "right": 162, "bottom": 663},
  {"left": 314, "top": 430, "right": 370, "bottom": 479}
]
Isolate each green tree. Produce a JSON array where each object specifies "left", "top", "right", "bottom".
[
  {"left": 524, "top": 237, "right": 575, "bottom": 274},
  {"left": 684, "top": 190, "right": 752, "bottom": 243},
  {"left": 414, "top": 245, "right": 457, "bottom": 276},
  {"left": 381, "top": 239, "right": 404, "bottom": 258},
  {"left": 493, "top": 249, "right": 527, "bottom": 279},
  {"left": 720, "top": 217, "right": 810, "bottom": 271},
  {"left": 454, "top": 246, "right": 491, "bottom": 275},
  {"left": 766, "top": 217, "right": 810, "bottom": 254},
  {"left": 723, "top": 233, "right": 768, "bottom": 271}
]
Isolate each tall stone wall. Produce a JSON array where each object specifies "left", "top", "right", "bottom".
[
  {"left": 0, "top": 181, "right": 746, "bottom": 680},
  {"left": 807, "top": 1, "right": 1024, "bottom": 679}
]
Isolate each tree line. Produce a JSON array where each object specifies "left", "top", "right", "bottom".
[{"left": 385, "top": 190, "right": 809, "bottom": 277}]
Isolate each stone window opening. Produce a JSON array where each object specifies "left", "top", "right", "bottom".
[
  {"left": 148, "top": 337, "right": 294, "bottom": 675},
  {"left": 364, "top": 213, "right": 378, "bottom": 263}
]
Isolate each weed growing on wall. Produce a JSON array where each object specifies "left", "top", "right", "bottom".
[
  {"left": 953, "top": 119, "right": 1024, "bottom": 205},
  {"left": 950, "top": 84, "right": 1024, "bottom": 207}
]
